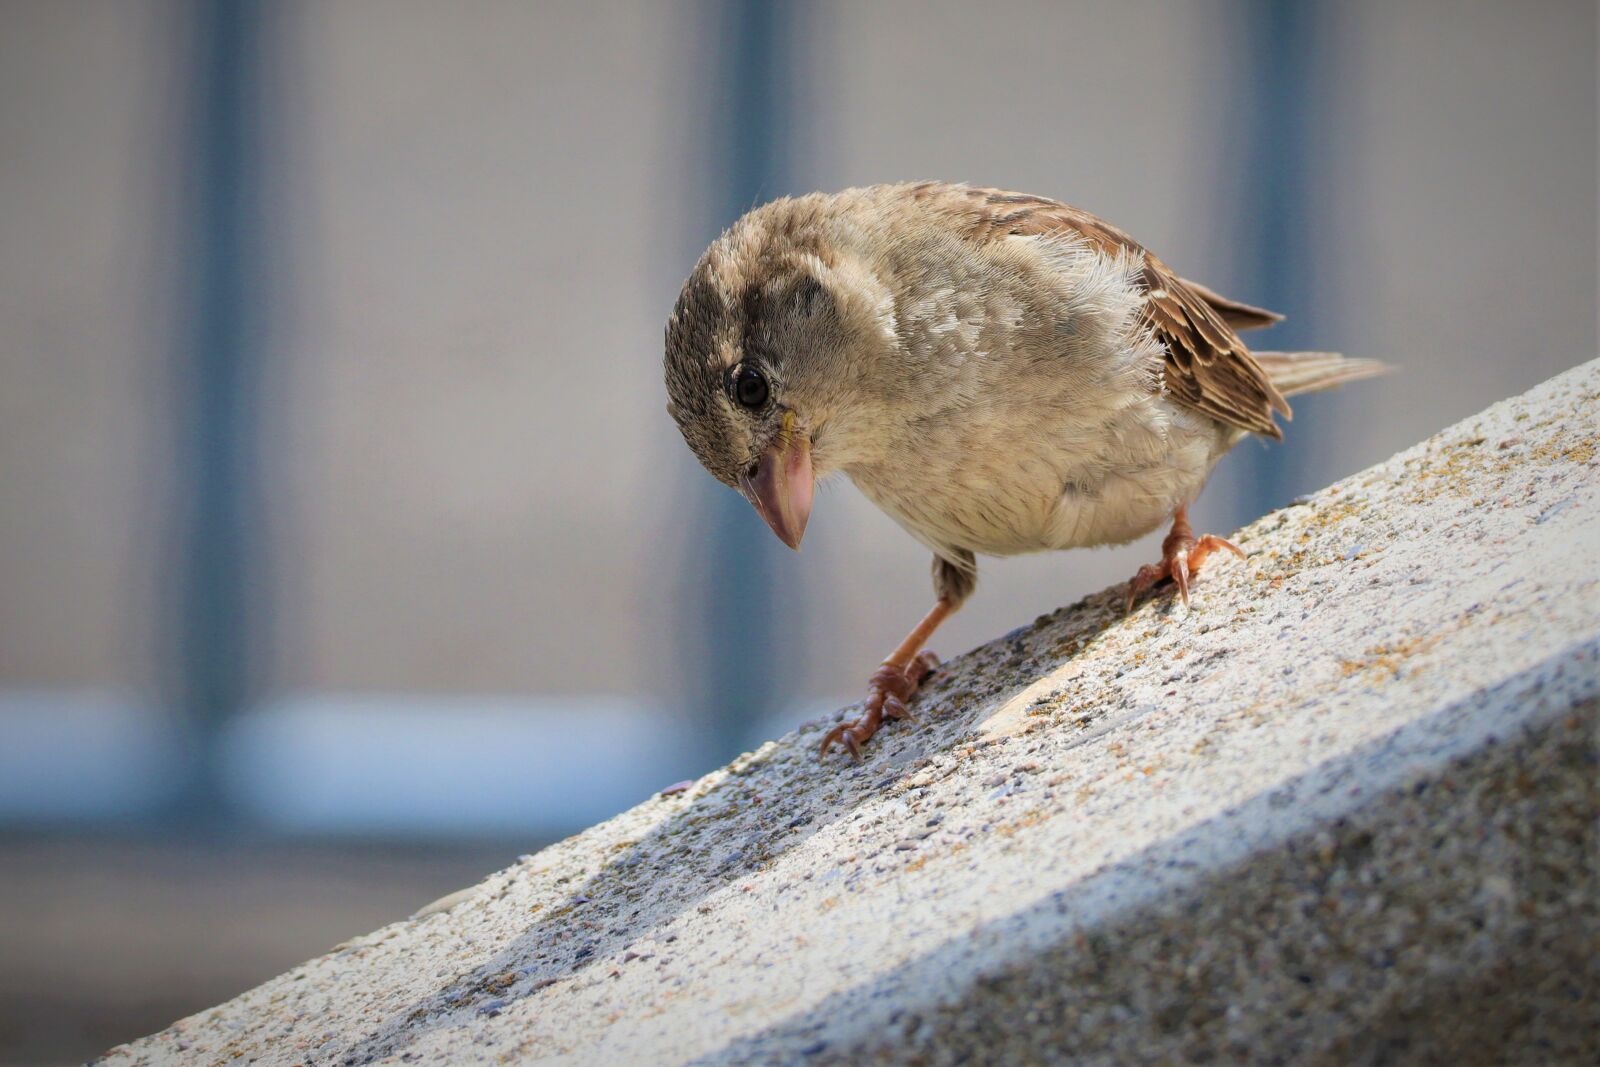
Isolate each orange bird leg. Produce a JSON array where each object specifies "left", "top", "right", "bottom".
[
  {"left": 819, "top": 598, "right": 954, "bottom": 761},
  {"left": 1125, "top": 505, "right": 1246, "bottom": 611}
]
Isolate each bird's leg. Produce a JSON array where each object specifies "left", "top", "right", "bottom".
[
  {"left": 1125, "top": 505, "right": 1246, "bottom": 611},
  {"left": 819, "top": 598, "right": 954, "bottom": 761}
]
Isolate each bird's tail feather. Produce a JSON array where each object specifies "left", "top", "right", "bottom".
[{"left": 1254, "top": 351, "right": 1393, "bottom": 398}]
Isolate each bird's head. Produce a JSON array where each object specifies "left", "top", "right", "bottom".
[{"left": 663, "top": 202, "right": 900, "bottom": 550}]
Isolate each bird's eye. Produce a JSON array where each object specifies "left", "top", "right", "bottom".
[{"left": 733, "top": 364, "right": 769, "bottom": 409}]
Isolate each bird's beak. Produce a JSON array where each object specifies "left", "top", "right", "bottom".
[{"left": 738, "top": 411, "right": 813, "bottom": 550}]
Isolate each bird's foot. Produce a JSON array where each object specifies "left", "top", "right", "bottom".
[
  {"left": 1125, "top": 512, "right": 1245, "bottom": 611},
  {"left": 819, "top": 651, "right": 940, "bottom": 760}
]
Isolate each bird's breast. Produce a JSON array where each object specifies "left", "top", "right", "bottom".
[
  {"left": 846, "top": 395, "right": 1231, "bottom": 560},
  {"left": 840, "top": 235, "right": 1234, "bottom": 560}
]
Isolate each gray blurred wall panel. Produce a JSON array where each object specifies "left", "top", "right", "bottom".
[
  {"left": 271, "top": 0, "right": 695, "bottom": 699},
  {"left": 1331, "top": 0, "right": 1597, "bottom": 456},
  {"left": 0, "top": 0, "right": 181, "bottom": 692}
]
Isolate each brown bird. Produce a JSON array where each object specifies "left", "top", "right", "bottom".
[{"left": 663, "top": 182, "right": 1386, "bottom": 760}]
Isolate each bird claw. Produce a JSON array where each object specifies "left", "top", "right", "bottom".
[
  {"left": 1125, "top": 526, "right": 1245, "bottom": 613},
  {"left": 1172, "top": 549, "right": 1192, "bottom": 605},
  {"left": 818, "top": 652, "right": 939, "bottom": 760},
  {"left": 841, "top": 731, "right": 864, "bottom": 761},
  {"left": 1126, "top": 562, "right": 1166, "bottom": 612}
]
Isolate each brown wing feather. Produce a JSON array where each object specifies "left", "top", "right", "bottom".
[
  {"left": 939, "top": 184, "right": 1291, "bottom": 439},
  {"left": 1177, "top": 276, "right": 1285, "bottom": 331}
]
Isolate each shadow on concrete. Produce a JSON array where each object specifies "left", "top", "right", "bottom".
[
  {"left": 686, "top": 665, "right": 1599, "bottom": 1065},
  {"left": 332, "top": 590, "right": 1132, "bottom": 1063}
]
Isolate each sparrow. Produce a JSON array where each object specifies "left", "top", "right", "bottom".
[{"left": 663, "top": 182, "right": 1387, "bottom": 760}]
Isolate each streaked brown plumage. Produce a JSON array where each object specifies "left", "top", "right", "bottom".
[
  {"left": 664, "top": 182, "right": 1387, "bottom": 760},
  {"left": 934, "top": 182, "right": 1294, "bottom": 437}
]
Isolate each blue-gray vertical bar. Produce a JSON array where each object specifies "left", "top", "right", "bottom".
[
  {"left": 1228, "top": 0, "right": 1331, "bottom": 520},
  {"left": 685, "top": 0, "right": 807, "bottom": 762},
  {"left": 173, "top": 0, "right": 268, "bottom": 818}
]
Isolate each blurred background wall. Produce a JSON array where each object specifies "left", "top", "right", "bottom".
[{"left": 0, "top": 0, "right": 1593, "bottom": 1061}]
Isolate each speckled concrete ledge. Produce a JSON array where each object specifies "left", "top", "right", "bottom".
[{"left": 105, "top": 361, "right": 1600, "bottom": 1066}]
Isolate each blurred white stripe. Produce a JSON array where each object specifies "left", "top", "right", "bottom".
[
  {"left": 221, "top": 694, "right": 698, "bottom": 836},
  {"left": 0, "top": 692, "right": 699, "bottom": 836},
  {"left": 0, "top": 691, "right": 181, "bottom": 819}
]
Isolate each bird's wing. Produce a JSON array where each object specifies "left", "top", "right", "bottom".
[
  {"left": 932, "top": 183, "right": 1291, "bottom": 438},
  {"left": 1172, "top": 276, "right": 1284, "bottom": 332}
]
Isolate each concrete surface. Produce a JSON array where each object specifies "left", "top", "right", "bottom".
[{"left": 103, "top": 361, "right": 1600, "bottom": 1065}]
